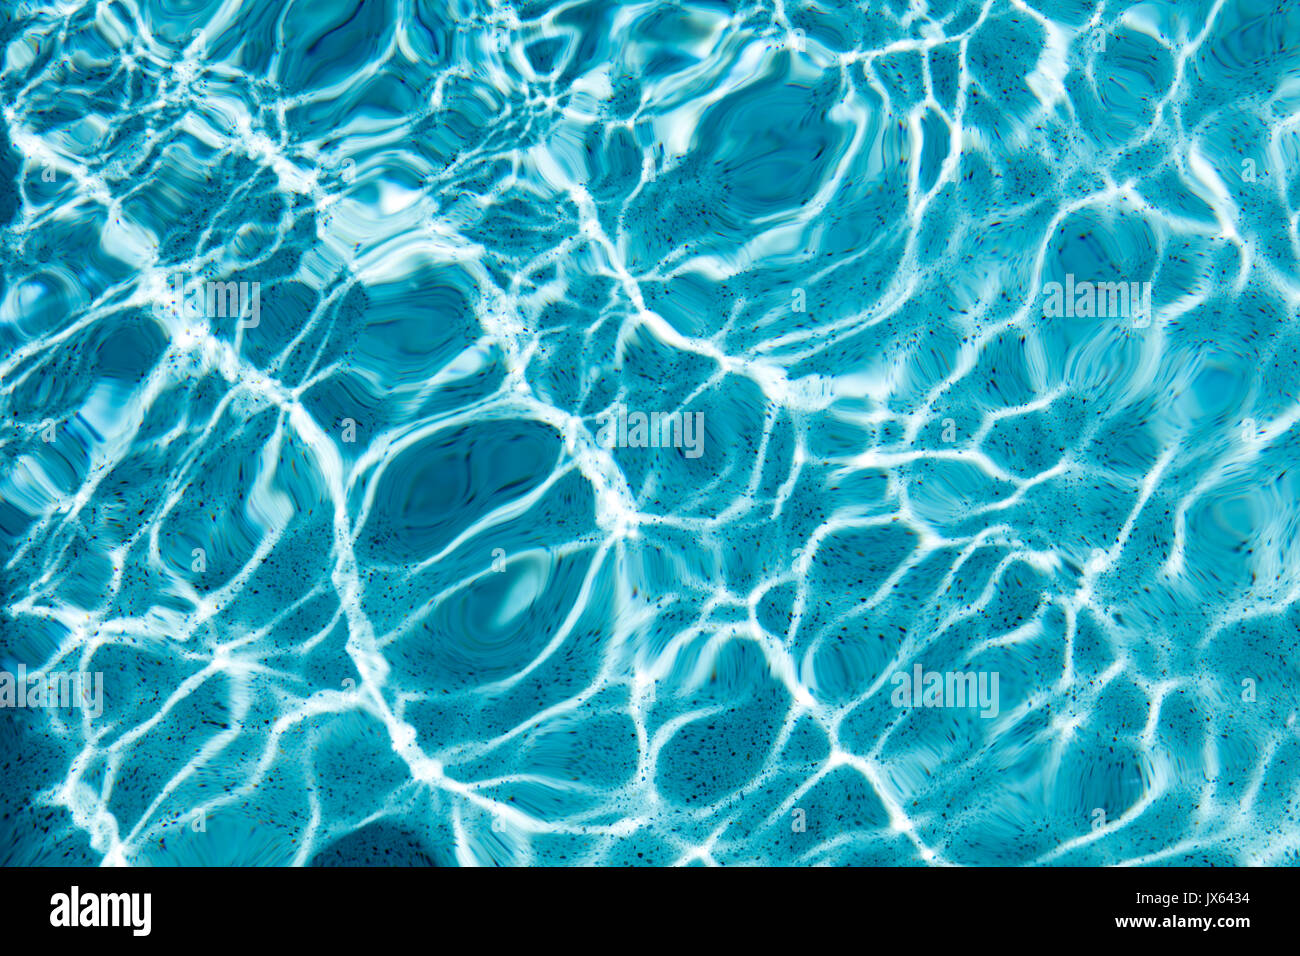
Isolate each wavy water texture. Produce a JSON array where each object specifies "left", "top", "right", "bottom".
[{"left": 2, "top": 0, "right": 1300, "bottom": 867}]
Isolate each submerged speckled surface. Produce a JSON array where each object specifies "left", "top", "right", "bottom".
[{"left": 3, "top": 0, "right": 1300, "bottom": 866}]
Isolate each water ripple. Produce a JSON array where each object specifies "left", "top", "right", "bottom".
[{"left": 2, "top": 0, "right": 1300, "bottom": 867}]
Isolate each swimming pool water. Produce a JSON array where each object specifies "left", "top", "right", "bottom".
[{"left": 2, "top": 0, "right": 1300, "bottom": 867}]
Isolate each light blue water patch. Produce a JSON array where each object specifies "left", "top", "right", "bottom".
[{"left": 2, "top": 0, "right": 1299, "bottom": 867}]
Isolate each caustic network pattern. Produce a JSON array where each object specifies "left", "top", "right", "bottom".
[{"left": 2, "top": 0, "right": 1300, "bottom": 866}]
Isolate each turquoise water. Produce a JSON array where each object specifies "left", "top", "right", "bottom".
[{"left": 2, "top": 0, "right": 1299, "bottom": 867}]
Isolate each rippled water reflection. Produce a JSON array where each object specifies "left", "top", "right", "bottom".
[{"left": 3, "top": 0, "right": 1300, "bottom": 866}]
